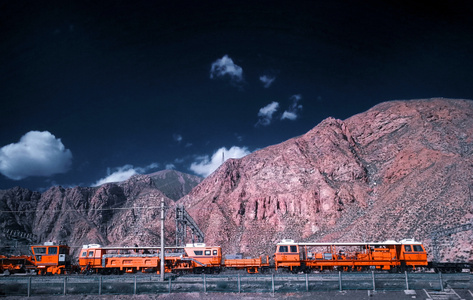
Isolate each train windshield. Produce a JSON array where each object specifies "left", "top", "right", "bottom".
[{"left": 33, "top": 247, "right": 47, "bottom": 254}]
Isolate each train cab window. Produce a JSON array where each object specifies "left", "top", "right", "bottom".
[
  {"left": 279, "top": 246, "right": 288, "bottom": 253},
  {"left": 194, "top": 250, "right": 203, "bottom": 256},
  {"left": 290, "top": 245, "right": 298, "bottom": 253},
  {"left": 205, "top": 250, "right": 211, "bottom": 256},
  {"left": 59, "top": 247, "right": 68, "bottom": 254},
  {"left": 81, "top": 251, "right": 87, "bottom": 257},
  {"left": 413, "top": 245, "right": 424, "bottom": 252},
  {"left": 48, "top": 247, "right": 57, "bottom": 255},
  {"left": 404, "top": 245, "right": 412, "bottom": 252},
  {"left": 88, "top": 251, "right": 94, "bottom": 257},
  {"left": 213, "top": 250, "right": 218, "bottom": 255},
  {"left": 34, "top": 247, "right": 47, "bottom": 254}
]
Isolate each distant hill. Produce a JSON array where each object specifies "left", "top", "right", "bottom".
[
  {"left": 0, "top": 170, "right": 202, "bottom": 256},
  {"left": 145, "top": 170, "right": 202, "bottom": 201}
]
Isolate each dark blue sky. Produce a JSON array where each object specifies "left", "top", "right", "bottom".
[{"left": 1, "top": 0, "right": 473, "bottom": 191}]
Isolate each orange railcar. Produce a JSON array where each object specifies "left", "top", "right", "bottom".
[
  {"left": 30, "top": 243, "right": 72, "bottom": 275},
  {"left": 223, "top": 255, "right": 270, "bottom": 273},
  {"left": 78, "top": 243, "right": 223, "bottom": 274},
  {"left": 181, "top": 243, "right": 222, "bottom": 273},
  {"left": 274, "top": 239, "right": 428, "bottom": 272},
  {"left": 0, "top": 255, "right": 36, "bottom": 274}
]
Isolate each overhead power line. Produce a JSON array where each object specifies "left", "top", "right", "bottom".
[{"left": 0, "top": 205, "right": 165, "bottom": 214}]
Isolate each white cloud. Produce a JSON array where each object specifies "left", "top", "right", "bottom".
[
  {"left": 93, "top": 162, "right": 160, "bottom": 186},
  {"left": 256, "top": 101, "right": 280, "bottom": 127},
  {"left": 0, "top": 131, "right": 72, "bottom": 180},
  {"left": 210, "top": 55, "right": 243, "bottom": 84},
  {"left": 281, "top": 94, "right": 303, "bottom": 121},
  {"left": 259, "top": 75, "right": 276, "bottom": 88},
  {"left": 93, "top": 165, "right": 137, "bottom": 186},
  {"left": 165, "top": 164, "right": 176, "bottom": 170},
  {"left": 190, "top": 146, "right": 251, "bottom": 177},
  {"left": 281, "top": 111, "right": 298, "bottom": 120}
]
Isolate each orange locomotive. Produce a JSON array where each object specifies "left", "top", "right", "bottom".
[
  {"left": 0, "top": 242, "right": 73, "bottom": 275},
  {"left": 30, "top": 242, "right": 73, "bottom": 275},
  {"left": 274, "top": 239, "right": 428, "bottom": 273}
]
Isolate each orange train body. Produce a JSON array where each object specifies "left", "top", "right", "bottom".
[
  {"left": 78, "top": 243, "right": 223, "bottom": 274},
  {"left": 223, "top": 256, "right": 270, "bottom": 273},
  {"left": 0, "top": 255, "right": 36, "bottom": 274},
  {"left": 274, "top": 239, "right": 428, "bottom": 272},
  {"left": 30, "top": 243, "right": 72, "bottom": 275},
  {"left": 1, "top": 239, "right": 431, "bottom": 275},
  {"left": 1, "top": 243, "right": 73, "bottom": 275}
]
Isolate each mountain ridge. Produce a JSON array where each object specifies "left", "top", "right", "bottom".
[
  {"left": 179, "top": 98, "right": 473, "bottom": 261},
  {"left": 1, "top": 98, "right": 472, "bottom": 262}
]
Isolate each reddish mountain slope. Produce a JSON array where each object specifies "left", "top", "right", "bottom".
[
  {"left": 180, "top": 98, "right": 473, "bottom": 261},
  {"left": 0, "top": 170, "right": 201, "bottom": 256}
]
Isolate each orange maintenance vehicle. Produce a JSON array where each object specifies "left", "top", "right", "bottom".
[
  {"left": 78, "top": 243, "right": 271, "bottom": 275},
  {"left": 274, "top": 239, "right": 428, "bottom": 272},
  {"left": 30, "top": 242, "right": 72, "bottom": 275},
  {"left": 78, "top": 243, "right": 223, "bottom": 274}
]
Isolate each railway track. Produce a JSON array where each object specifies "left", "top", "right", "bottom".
[{"left": 1, "top": 272, "right": 472, "bottom": 297}]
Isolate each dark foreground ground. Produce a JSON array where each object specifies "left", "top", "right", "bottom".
[{"left": 3, "top": 289, "right": 473, "bottom": 300}]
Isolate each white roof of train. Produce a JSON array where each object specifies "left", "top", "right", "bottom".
[{"left": 277, "top": 238, "right": 422, "bottom": 246}]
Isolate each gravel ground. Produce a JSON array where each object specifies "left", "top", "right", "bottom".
[{"left": 5, "top": 289, "right": 473, "bottom": 300}]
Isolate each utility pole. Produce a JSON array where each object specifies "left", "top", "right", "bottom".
[{"left": 160, "top": 198, "right": 165, "bottom": 281}]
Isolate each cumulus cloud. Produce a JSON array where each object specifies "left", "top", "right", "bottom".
[
  {"left": 93, "top": 162, "right": 160, "bottom": 186},
  {"left": 281, "top": 94, "right": 303, "bottom": 121},
  {"left": 210, "top": 55, "right": 243, "bottom": 84},
  {"left": 259, "top": 75, "right": 276, "bottom": 88},
  {"left": 190, "top": 146, "right": 251, "bottom": 177},
  {"left": 256, "top": 101, "right": 280, "bottom": 127},
  {"left": 0, "top": 131, "right": 73, "bottom": 180}
]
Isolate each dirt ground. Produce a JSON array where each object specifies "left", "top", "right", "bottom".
[{"left": 4, "top": 289, "right": 473, "bottom": 300}]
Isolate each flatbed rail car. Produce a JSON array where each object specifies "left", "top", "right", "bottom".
[
  {"left": 78, "top": 243, "right": 223, "bottom": 274},
  {"left": 223, "top": 255, "right": 270, "bottom": 273},
  {"left": 274, "top": 239, "right": 428, "bottom": 272},
  {"left": 0, "top": 255, "right": 36, "bottom": 274}
]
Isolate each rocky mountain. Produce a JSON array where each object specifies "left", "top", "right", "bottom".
[
  {"left": 0, "top": 170, "right": 202, "bottom": 256},
  {"left": 1, "top": 99, "right": 472, "bottom": 262},
  {"left": 179, "top": 98, "right": 473, "bottom": 262}
]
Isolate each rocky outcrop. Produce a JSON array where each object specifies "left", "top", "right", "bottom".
[
  {"left": 0, "top": 170, "right": 201, "bottom": 256},
  {"left": 180, "top": 98, "right": 473, "bottom": 262}
]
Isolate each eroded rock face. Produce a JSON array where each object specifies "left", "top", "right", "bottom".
[
  {"left": 180, "top": 98, "right": 473, "bottom": 262},
  {"left": 0, "top": 170, "right": 201, "bottom": 256}
]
